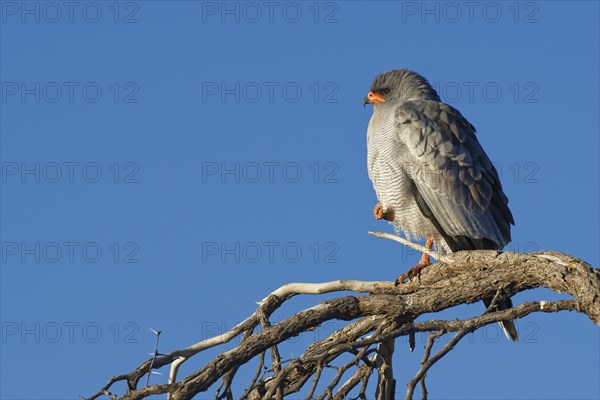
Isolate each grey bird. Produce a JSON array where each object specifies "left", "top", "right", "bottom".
[{"left": 364, "top": 68, "right": 518, "bottom": 341}]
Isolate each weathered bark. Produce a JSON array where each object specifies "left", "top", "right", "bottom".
[{"left": 84, "top": 249, "right": 599, "bottom": 400}]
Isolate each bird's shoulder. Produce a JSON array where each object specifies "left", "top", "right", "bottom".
[{"left": 394, "top": 100, "right": 476, "bottom": 145}]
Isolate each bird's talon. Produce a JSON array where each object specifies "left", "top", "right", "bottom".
[
  {"left": 394, "top": 273, "right": 409, "bottom": 286},
  {"left": 374, "top": 203, "right": 384, "bottom": 220},
  {"left": 395, "top": 262, "right": 429, "bottom": 285},
  {"left": 374, "top": 203, "right": 394, "bottom": 221}
]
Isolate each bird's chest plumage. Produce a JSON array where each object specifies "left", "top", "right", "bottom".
[
  {"left": 367, "top": 107, "right": 436, "bottom": 240},
  {"left": 367, "top": 111, "right": 410, "bottom": 200}
]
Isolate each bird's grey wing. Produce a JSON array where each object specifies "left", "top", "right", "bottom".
[{"left": 395, "top": 100, "right": 514, "bottom": 249}]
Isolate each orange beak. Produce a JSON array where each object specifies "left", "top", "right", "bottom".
[{"left": 363, "top": 91, "right": 385, "bottom": 107}]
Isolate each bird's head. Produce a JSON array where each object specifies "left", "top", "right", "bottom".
[{"left": 363, "top": 68, "right": 440, "bottom": 107}]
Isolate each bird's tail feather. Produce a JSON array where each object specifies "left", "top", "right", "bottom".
[{"left": 483, "top": 297, "right": 518, "bottom": 342}]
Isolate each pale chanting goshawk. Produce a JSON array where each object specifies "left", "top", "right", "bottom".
[{"left": 364, "top": 68, "right": 518, "bottom": 341}]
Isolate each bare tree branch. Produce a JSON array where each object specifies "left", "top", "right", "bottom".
[
  {"left": 84, "top": 240, "right": 599, "bottom": 400},
  {"left": 368, "top": 231, "right": 451, "bottom": 263}
]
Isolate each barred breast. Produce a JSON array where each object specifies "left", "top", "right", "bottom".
[{"left": 367, "top": 103, "right": 444, "bottom": 249}]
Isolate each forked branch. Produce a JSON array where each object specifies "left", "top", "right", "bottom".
[{"left": 84, "top": 234, "right": 599, "bottom": 400}]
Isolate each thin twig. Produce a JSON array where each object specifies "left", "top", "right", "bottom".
[
  {"left": 333, "top": 352, "right": 377, "bottom": 400},
  {"left": 145, "top": 329, "right": 161, "bottom": 387},
  {"left": 416, "top": 330, "right": 445, "bottom": 400},
  {"left": 368, "top": 231, "right": 452, "bottom": 263},
  {"left": 215, "top": 365, "right": 237, "bottom": 400},
  {"left": 317, "top": 346, "right": 372, "bottom": 399},
  {"left": 239, "top": 350, "right": 266, "bottom": 400},
  {"left": 305, "top": 362, "right": 323, "bottom": 400},
  {"left": 405, "top": 328, "right": 468, "bottom": 400}
]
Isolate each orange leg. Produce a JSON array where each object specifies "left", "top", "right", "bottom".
[
  {"left": 374, "top": 203, "right": 395, "bottom": 221},
  {"left": 395, "top": 235, "right": 434, "bottom": 285}
]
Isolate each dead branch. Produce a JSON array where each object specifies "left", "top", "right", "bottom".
[{"left": 84, "top": 235, "right": 599, "bottom": 400}]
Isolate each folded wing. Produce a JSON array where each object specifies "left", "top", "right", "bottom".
[{"left": 395, "top": 100, "right": 514, "bottom": 250}]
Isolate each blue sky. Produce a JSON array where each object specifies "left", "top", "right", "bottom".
[{"left": 1, "top": 1, "right": 598, "bottom": 399}]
